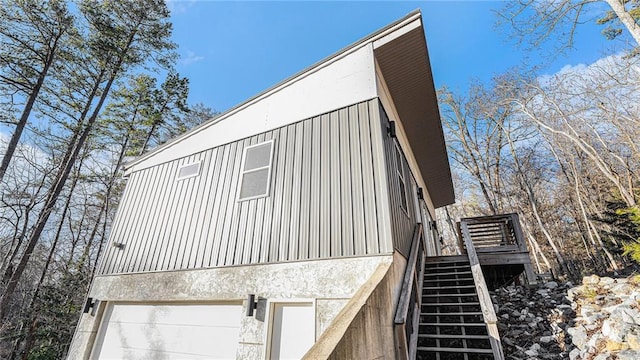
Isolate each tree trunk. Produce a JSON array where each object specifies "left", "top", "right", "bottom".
[
  {"left": 604, "top": 0, "right": 640, "bottom": 46},
  {"left": 0, "top": 35, "right": 60, "bottom": 184},
  {"left": 521, "top": 219, "right": 553, "bottom": 271}
]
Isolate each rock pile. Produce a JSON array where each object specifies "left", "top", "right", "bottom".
[
  {"left": 492, "top": 281, "right": 574, "bottom": 359},
  {"left": 566, "top": 275, "right": 640, "bottom": 360},
  {"left": 491, "top": 274, "right": 640, "bottom": 359}
]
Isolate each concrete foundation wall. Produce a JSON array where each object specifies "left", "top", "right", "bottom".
[
  {"left": 67, "top": 255, "right": 393, "bottom": 359},
  {"left": 303, "top": 252, "right": 407, "bottom": 359}
]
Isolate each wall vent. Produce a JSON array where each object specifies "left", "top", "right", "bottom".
[{"left": 177, "top": 161, "right": 201, "bottom": 180}]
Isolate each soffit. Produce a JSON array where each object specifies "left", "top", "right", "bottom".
[{"left": 374, "top": 26, "right": 455, "bottom": 208}]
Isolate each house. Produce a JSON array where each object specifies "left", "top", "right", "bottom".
[{"left": 67, "top": 10, "right": 458, "bottom": 359}]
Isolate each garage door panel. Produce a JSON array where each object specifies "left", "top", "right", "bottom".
[
  {"left": 106, "top": 303, "right": 241, "bottom": 327},
  {"left": 94, "top": 303, "right": 242, "bottom": 360},
  {"left": 102, "top": 346, "right": 212, "bottom": 360},
  {"left": 104, "top": 322, "right": 240, "bottom": 355}
]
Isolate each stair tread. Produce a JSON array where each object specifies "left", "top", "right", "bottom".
[
  {"left": 423, "top": 285, "right": 477, "bottom": 290},
  {"left": 422, "top": 312, "right": 483, "bottom": 316},
  {"left": 424, "top": 271, "right": 473, "bottom": 277},
  {"left": 422, "top": 293, "right": 478, "bottom": 297},
  {"left": 421, "top": 322, "right": 487, "bottom": 326},
  {"left": 424, "top": 276, "right": 474, "bottom": 281},
  {"left": 423, "top": 280, "right": 475, "bottom": 285},
  {"left": 423, "top": 302, "right": 481, "bottom": 306},
  {"left": 425, "top": 264, "right": 471, "bottom": 269},
  {"left": 417, "top": 346, "right": 493, "bottom": 354},
  {"left": 419, "top": 334, "right": 490, "bottom": 340},
  {"left": 425, "top": 255, "right": 470, "bottom": 263}
]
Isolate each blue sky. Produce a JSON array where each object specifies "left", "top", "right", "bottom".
[{"left": 168, "top": 1, "right": 625, "bottom": 112}]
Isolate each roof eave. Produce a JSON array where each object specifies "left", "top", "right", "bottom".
[{"left": 373, "top": 15, "right": 455, "bottom": 208}]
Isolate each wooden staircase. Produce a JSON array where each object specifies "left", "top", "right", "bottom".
[
  {"left": 417, "top": 256, "right": 494, "bottom": 360},
  {"left": 395, "top": 218, "right": 511, "bottom": 360}
]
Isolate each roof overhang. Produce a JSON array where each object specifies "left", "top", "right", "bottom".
[{"left": 373, "top": 14, "right": 455, "bottom": 208}]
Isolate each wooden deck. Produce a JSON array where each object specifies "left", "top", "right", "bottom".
[{"left": 453, "top": 213, "right": 536, "bottom": 288}]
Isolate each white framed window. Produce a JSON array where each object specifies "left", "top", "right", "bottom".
[
  {"left": 395, "top": 143, "right": 408, "bottom": 214},
  {"left": 238, "top": 140, "right": 274, "bottom": 201},
  {"left": 265, "top": 300, "right": 316, "bottom": 360},
  {"left": 176, "top": 161, "right": 202, "bottom": 181}
]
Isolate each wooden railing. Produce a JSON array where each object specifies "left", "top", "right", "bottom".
[
  {"left": 460, "top": 220, "right": 505, "bottom": 360},
  {"left": 457, "top": 213, "right": 527, "bottom": 254},
  {"left": 394, "top": 223, "right": 425, "bottom": 360}
]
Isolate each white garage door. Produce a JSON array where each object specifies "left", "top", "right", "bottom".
[{"left": 92, "top": 303, "right": 242, "bottom": 360}]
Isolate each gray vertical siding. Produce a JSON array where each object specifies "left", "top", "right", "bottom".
[
  {"left": 98, "top": 99, "right": 392, "bottom": 275},
  {"left": 378, "top": 104, "right": 420, "bottom": 257}
]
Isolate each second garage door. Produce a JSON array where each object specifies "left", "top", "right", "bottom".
[{"left": 92, "top": 302, "right": 242, "bottom": 359}]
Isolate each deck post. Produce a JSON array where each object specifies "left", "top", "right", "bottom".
[{"left": 509, "top": 213, "right": 537, "bottom": 285}]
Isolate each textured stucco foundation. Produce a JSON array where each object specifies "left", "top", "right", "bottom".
[
  {"left": 303, "top": 251, "right": 407, "bottom": 359},
  {"left": 67, "top": 255, "right": 393, "bottom": 359}
]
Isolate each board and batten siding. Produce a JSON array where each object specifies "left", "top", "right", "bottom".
[
  {"left": 98, "top": 99, "right": 392, "bottom": 275},
  {"left": 378, "top": 104, "right": 421, "bottom": 257}
]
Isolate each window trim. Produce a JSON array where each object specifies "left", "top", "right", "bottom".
[
  {"left": 237, "top": 140, "right": 275, "bottom": 201},
  {"left": 176, "top": 160, "right": 202, "bottom": 181}
]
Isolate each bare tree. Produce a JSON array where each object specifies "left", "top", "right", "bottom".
[{"left": 499, "top": 0, "right": 640, "bottom": 54}]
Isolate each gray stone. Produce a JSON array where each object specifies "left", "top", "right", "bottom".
[
  {"left": 525, "top": 343, "right": 540, "bottom": 357},
  {"left": 612, "top": 283, "right": 634, "bottom": 295},
  {"left": 615, "top": 306, "right": 640, "bottom": 326},
  {"left": 567, "top": 326, "right": 588, "bottom": 350},
  {"left": 569, "top": 348, "right": 581, "bottom": 360},
  {"left": 536, "top": 288, "right": 548, "bottom": 296},
  {"left": 580, "top": 304, "right": 601, "bottom": 318},
  {"left": 586, "top": 332, "right": 603, "bottom": 350},
  {"left": 539, "top": 335, "right": 553, "bottom": 343},
  {"left": 524, "top": 349, "right": 538, "bottom": 357},
  {"left": 602, "top": 318, "right": 632, "bottom": 342},
  {"left": 599, "top": 277, "right": 615, "bottom": 286},
  {"left": 602, "top": 319, "right": 613, "bottom": 337},
  {"left": 618, "top": 350, "right": 640, "bottom": 360},
  {"left": 583, "top": 275, "right": 600, "bottom": 285},
  {"left": 593, "top": 353, "right": 609, "bottom": 360},
  {"left": 585, "top": 322, "right": 600, "bottom": 331},
  {"left": 627, "top": 332, "right": 640, "bottom": 351},
  {"left": 545, "top": 281, "right": 559, "bottom": 289}
]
